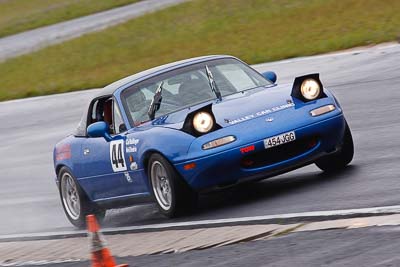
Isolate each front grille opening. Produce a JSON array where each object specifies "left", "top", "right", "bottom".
[{"left": 241, "top": 136, "right": 318, "bottom": 168}]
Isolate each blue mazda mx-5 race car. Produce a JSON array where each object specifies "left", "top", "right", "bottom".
[{"left": 53, "top": 55, "right": 354, "bottom": 227}]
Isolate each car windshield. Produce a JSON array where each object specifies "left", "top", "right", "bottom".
[{"left": 121, "top": 58, "right": 271, "bottom": 125}]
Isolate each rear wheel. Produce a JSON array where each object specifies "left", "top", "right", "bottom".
[
  {"left": 59, "top": 167, "right": 105, "bottom": 228},
  {"left": 148, "top": 154, "right": 197, "bottom": 218},
  {"left": 315, "top": 121, "right": 354, "bottom": 172}
]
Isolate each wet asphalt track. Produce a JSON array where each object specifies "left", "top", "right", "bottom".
[
  {"left": 32, "top": 225, "right": 400, "bottom": 267},
  {"left": 0, "top": 43, "right": 399, "bottom": 235}
]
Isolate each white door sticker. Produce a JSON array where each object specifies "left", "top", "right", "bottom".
[{"left": 109, "top": 139, "right": 127, "bottom": 172}]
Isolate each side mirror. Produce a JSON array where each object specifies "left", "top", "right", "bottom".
[
  {"left": 87, "top": 121, "right": 112, "bottom": 142},
  {"left": 262, "top": 71, "right": 277, "bottom": 84}
]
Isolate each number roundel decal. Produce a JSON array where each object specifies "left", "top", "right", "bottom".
[{"left": 110, "top": 139, "right": 127, "bottom": 172}]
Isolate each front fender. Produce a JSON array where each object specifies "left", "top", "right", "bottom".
[{"left": 127, "top": 126, "right": 196, "bottom": 169}]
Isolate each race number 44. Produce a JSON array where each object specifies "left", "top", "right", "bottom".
[{"left": 110, "top": 140, "right": 127, "bottom": 172}]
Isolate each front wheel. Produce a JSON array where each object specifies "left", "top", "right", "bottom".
[
  {"left": 315, "top": 121, "right": 354, "bottom": 172},
  {"left": 148, "top": 154, "right": 197, "bottom": 218},
  {"left": 59, "top": 167, "right": 105, "bottom": 228}
]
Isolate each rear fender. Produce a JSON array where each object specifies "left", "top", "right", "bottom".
[{"left": 53, "top": 136, "right": 82, "bottom": 185}]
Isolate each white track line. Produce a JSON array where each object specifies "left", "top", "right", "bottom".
[
  {"left": 0, "top": 259, "right": 82, "bottom": 267},
  {"left": 102, "top": 205, "right": 400, "bottom": 232},
  {"left": 2, "top": 205, "right": 400, "bottom": 241}
]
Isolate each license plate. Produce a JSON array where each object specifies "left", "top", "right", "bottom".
[{"left": 264, "top": 131, "right": 296, "bottom": 149}]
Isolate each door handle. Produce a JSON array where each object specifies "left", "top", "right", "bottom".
[{"left": 83, "top": 148, "right": 90, "bottom": 155}]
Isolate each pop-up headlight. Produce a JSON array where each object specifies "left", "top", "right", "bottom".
[
  {"left": 193, "top": 112, "right": 214, "bottom": 133},
  {"left": 181, "top": 104, "right": 221, "bottom": 137},
  {"left": 301, "top": 79, "right": 321, "bottom": 100},
  {"left": 291, "top": 73, "right": 325, "bottom": 102}
]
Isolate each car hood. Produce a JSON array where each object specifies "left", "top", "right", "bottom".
[
  {"left": 138, "top": 84, "right": 295, "bottom": 130},
  {"left": 212, "top": 84, "right": 294, "bottom": 127}
]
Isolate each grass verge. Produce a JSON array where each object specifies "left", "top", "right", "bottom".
[
  {"left": 0, "top": 0, "right": 399, "bottom": 101},
  {"left": 0, "top": 0, "right": 140, "bottom": 38}
]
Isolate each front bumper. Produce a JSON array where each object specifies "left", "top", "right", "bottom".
[{"left": 175, "top": 113, "right": 346, "bottom": 190}]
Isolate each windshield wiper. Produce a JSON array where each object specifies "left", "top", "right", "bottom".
[
  {"left": 148, "top": 81, "right": 164, "bottom": 120},
  {"left": 205, "top": 65, "right": 222, "bottom": 101}
]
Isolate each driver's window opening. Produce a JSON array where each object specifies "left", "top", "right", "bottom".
[{"left": 88, "top": 97, "right": 116, "bottom": 135}]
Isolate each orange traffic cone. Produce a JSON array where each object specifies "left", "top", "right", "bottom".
[{"left": 87, "top": 214, "right": 128, "bottom": 267}]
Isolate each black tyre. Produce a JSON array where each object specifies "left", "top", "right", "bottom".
[
  {"left": 148, "top": 154, "right": 197, "bottom": 218},
  {"left": 58, "top": 167, "right": 105, "bottom": 228},
  {"left": 315, "top": 121, "right": 354, "bottom": 172}
]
